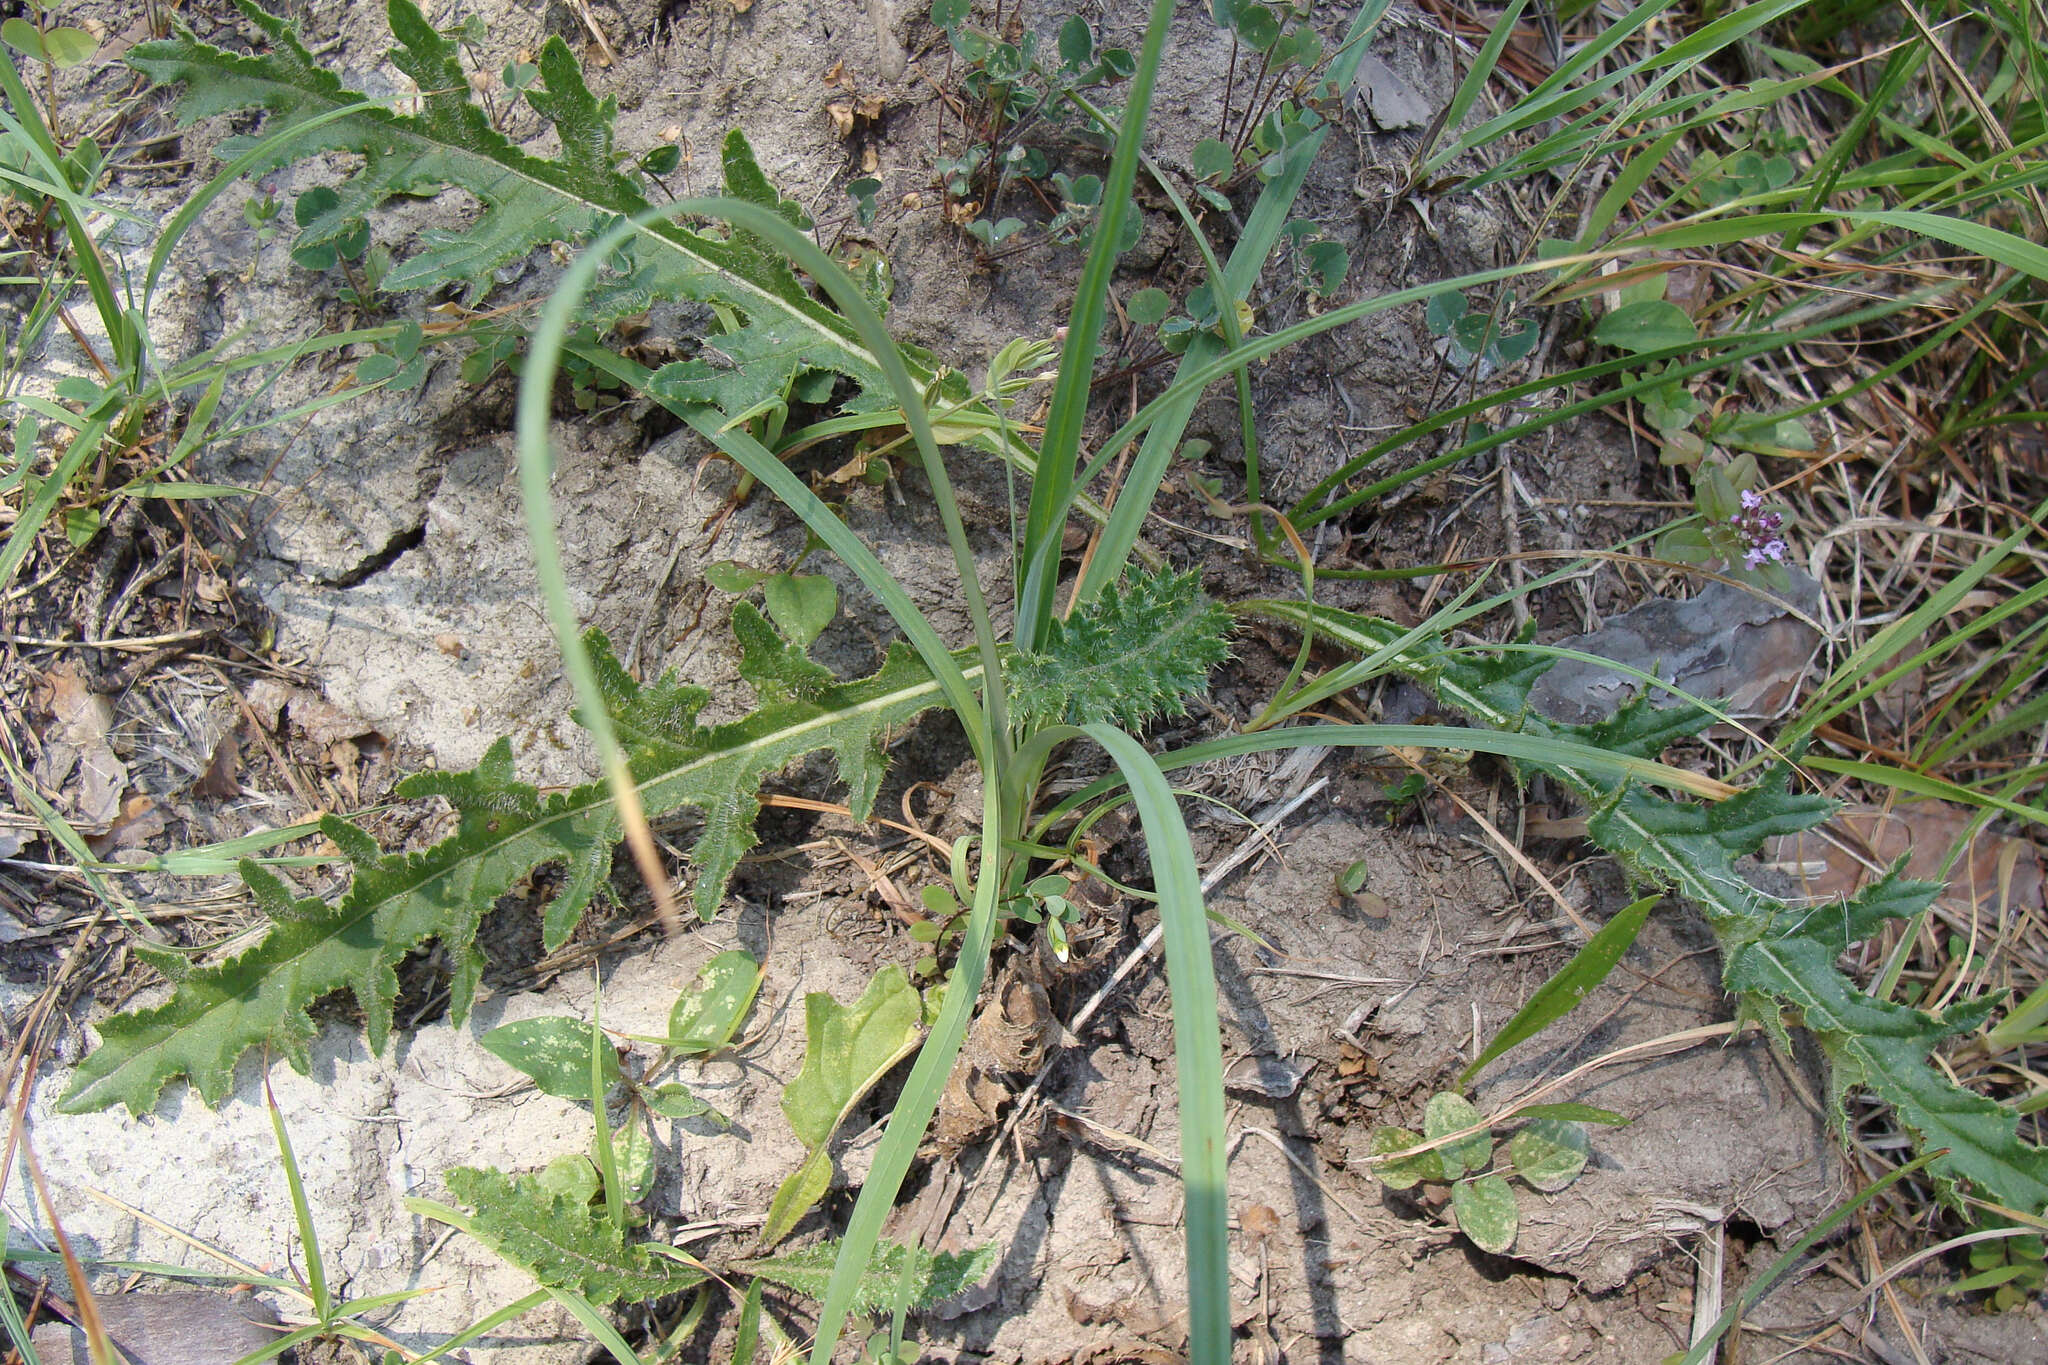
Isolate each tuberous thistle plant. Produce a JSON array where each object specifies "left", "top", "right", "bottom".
[{"left": 54, "top": 0, "right": 2048, "bottom": 1360}]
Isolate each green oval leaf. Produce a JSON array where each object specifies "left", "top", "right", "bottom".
[
  {"left": 1452, "top": 1172, "right": 1519, "bottom": 1254},
  {"left": 354, "top": 352, "right": 400, "bottom": 385},
  {"left": 1191, "top": 138, "right": 1235, "bottom": 183},
  {"left": 704, "top": 560, "right": 770, "bottom": 594},
  {"left": 1490, "top": 319, "right": 1536, "bottom": 365},
  {"left": 1126, "top": 287, "right": 1173, "bottom": 326},
  {"left": 1058, "top": 15, "right": 1092, "bottom": 67},
  {"left": 538, "top": 1153, "right": 600, "bottom": 1204},
  {"left": 1302, "top": 240, "right": 1348, "bottom": 296},
  {"left": 1233, "top": 4, "right": 1281, "bottom": 51},
  {"left": 763, "top": 967, "right": 923, "bottom": 1244},
  {"left": 1508, "top": 1118, "right": 1588, "bottom": 1193},
  {"left": 2, "top": 19, "right": 95, "bottom": 67},
  {"left": 0, "top": 18, "right": 41, "bottom": 58},
  {"left": 1424, "top": 1092, "right": 1492, "bottom": 1178},
  {"left": 642, "top": 1081, "right": 727, "bottom": 1125},
  {"left": 480, "top": 1016, "right": 623, "bottom": 1101},
  {"left": 667, "top": 949, "right": 762, "bottom": 1053},
  {"left": 1425, "top": 289, "right": 1467, "bottom": 334},
  {"left": 1368, "top": 1125, "right": 1444, "bottom": 1191},
  {"left": 762, "top": 571, "right": 838, "bottom": 648},
  {"left": 63, "top": 505, "right": 101, "bottom": 548},
  {"left": 294, "top": 185, "right": 340, "bottom": 228},
  {"left": 1593, "top": 299, "right": 1698, "bottom": 355},
  {"left": 42, "top": 25, "right": 97, "bottom": 68}
]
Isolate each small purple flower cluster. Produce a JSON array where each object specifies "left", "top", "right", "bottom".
[{"left": 1731, "top": 489, "right": 1787, "bottom": 570}]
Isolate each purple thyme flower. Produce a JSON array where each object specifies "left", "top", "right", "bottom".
[{"left": 1730, "top": 491, "right": 1788, "bottom": 570}]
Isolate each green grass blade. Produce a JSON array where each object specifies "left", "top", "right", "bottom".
[
  {"left": 1082, "top": 724, "right": 1229, "bottom": 1363},
  {"left": 263, "top": 1085, "right": 329, "bottom": 1320},
  {"left": 1037, "top": 723, "right": 1729, "bottom": 848},
  {"left": 0, "top": 51, "right": 132, "bottom": 374},
  {"left": 228, "top": 1322, "right": 328, "bottom": 1365},
  {"left": 0, "top": 411, "right": 107, "bottom": 591},
  {"left": 1634, "top": 209, "right": 2048, "bottom": 280},
  {"left": 1422, "top": 0, "right": 1529, "bottom": 176},
  {"left": 1459, "top": 895, "right": 1657, "bottom": 1088},
  {"left": 0, "top": 1213, "right": 43, "bottom": 1365},
  {"left": 1779, "top": 503, "right": 2048, "bottom": 754},
  {"left": 732, "top": 1277, "right": 764, "bottom": 1365},
  {"left": 1074, "top": 0, "right": 1390, "bottom": 601},
  {"left": 1797, "top": 759, "right": 2048, "bottom": 833},
  {"left": 406, "top": 1292, "right": 551, "bottom": 1365},
  {"left": 1016, "top": 0, "right": 1178, "bottom": 652},
  {"left": 1677, "top": 1150, "right": 1941, "bottom": 1365},
  {"left": 543, "top": 1288, "right": 639, "bottom": 1365},
  {"left": 807, "top": 780, "right": 1006, "bottom": 1364},
  {"left": 1426, "top": 0, "right": 1811, "bottom": 180}
]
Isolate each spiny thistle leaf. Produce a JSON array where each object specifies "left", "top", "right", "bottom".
[
  {"left": 426, "top": 1166, "right": 706, "bottom": 1302},
  {"left": 60, "top": 619, "right": 964, "bottom": 1116},
  {"left": 736, "top": 1238, "right": 998, "bottom": 1312},
  {"left": 128, "top": 0, "right": 910, "bottom": 415},
  {"left": 1240, "top": 599, "right": 2048, "bottom": 1220},
  {"left": 1008, "top": 569, "right": 1231, "bottom": 729}
]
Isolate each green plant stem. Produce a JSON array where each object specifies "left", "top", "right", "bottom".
[{"left": 1016, "top": 0, "right": 1178, "bottom": 652}]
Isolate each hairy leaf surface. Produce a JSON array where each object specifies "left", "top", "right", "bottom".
[
  {"left": 129, "top": 0, "right": 909, "bottom": 415},
  {"left": 420, "top": 1167, "right": 705, "bottom": 1302},
  {"left": 737, "top": 1238, "right": 997, "bottom": 1311},
  {"left": 1008, "top": 569, "right": 1231, "bottom": 728},
  {"left": 62, "top": 621, "right": 963, "bottom": 1116},
  {"left": 1242, "top": 599, "right": 2048, "bottom": 1218}
]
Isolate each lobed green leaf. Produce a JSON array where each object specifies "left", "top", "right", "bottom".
[
  {"left": 420, "top": 1167, "right": 705, "bottom": 1303},
  {"left": 1246, "top": 599, "right": 2048, "bottom": 1220},
  {"left": 762, "top": 967, "right": 925, "bottom": 1246},
  {"left": 62, "top": 625, "right": 960, "bottom": 1116},
  {"left": 1007, "top": 569, "right": 1232, "bottom": 729},
  {"left": 736, "top": 1239, "right": 996, "bottom": 1313},
  {"left": 128, "top": 0, "right": 909, "bottom": 416}
]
